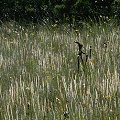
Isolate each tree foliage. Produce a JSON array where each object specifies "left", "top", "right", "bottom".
[{"left": 0, "top": 0, "right": 120, "bottom": 23}]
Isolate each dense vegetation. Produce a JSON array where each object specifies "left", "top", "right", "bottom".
[
  {"left": 0, "top": 20, "right": 120, "bottom": 120},
  {"left": 1, "top": 0, "right": 120, "bottom": 23},
  {"left": 0, "top": 0, "right": 120, "bottom": 120}
]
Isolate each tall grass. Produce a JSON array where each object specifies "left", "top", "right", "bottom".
[{"left": 0, "top": 20, "right": 120, "bottom": 120}]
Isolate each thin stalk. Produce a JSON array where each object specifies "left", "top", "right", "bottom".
[
  {"left": 77, "top": 55, "right": 80, "bottom": 73},
  {"left": 90, "top": 46, "right": 92, "bottom": 59}
]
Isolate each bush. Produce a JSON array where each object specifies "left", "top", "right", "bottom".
[{"left": 0, "top": 0, "right": 120, "bottom": 23}]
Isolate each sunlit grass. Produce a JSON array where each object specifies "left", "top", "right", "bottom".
[{"left": 0, "top": 20, "right": 120, "bottom": 120}]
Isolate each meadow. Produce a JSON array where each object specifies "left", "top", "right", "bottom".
[{"left": 0, "top": 20, "right": 120, "bottom": 120}]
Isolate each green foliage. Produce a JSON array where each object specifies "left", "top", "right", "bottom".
[
  {"left": 0, "top": 0, "right": 120, "bottom": 23},
  {"left": 111, "top": 0, "right": 120, "bottom": 19},
  {"left": 72, "top": 0, "right": 92, "bottom": 20},
  {"left": 54, "top": 4, "right": 66, "bottom": 19}
]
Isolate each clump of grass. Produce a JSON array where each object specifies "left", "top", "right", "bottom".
[{"left": 0, "top": 20, "right": 120, "bottom": 120}]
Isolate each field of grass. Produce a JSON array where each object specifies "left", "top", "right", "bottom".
[{"left": 0, "top": 20, "right": 120, "bottom": 120}]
